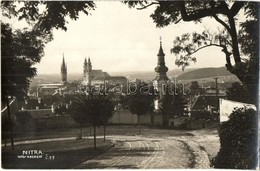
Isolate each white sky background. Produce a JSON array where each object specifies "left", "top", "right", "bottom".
[{"left": 5, "top": 1, "right": 242, "bottom": 74}]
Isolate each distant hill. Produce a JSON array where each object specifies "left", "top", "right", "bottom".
[
  {"left": 31, "top": 66, "right": 240, "bottom": 87},
  {"left": 30, "top": 68, "right": 193, "bottom": 86},
  {"left": 110, "top": 68, "right": 195, "bottom": 81},
  {"left": 177, "top": 66, "right": 235, "bottom": 80}
]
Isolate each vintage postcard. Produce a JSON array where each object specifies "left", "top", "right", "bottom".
[{"left": 1, "top": 1, "right": 259, "bottom": 169}]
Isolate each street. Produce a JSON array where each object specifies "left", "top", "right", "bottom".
[
  {"left": 2, "top": 127, "right": 218, "bottom": 169},
  {"left": 75, "top": 135, "right": 211, "bottom": 169}
]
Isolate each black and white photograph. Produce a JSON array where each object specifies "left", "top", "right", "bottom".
[{"left": 1, "top": 0, "right": 259, "bottom": 169}]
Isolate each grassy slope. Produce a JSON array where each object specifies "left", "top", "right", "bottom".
[
  {"left": 2, "top": 138, "right": 113, "bottom": 169},
  {"left": 177, "top": 67, "right": 233, "bottom": 80}
]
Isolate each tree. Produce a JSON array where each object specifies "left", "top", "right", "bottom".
[
  {"left": 93, "top": 95, "right": 114, "bottom": 142},
  {"left": 68, "top": 94, "right": 114, "bottom": 149},
  {"left": 159, "top": 86, "right": 188, "bottom": 128},
  {"left": 125, "top": 1, "right": 259, "bottom": 105},
  {"left": 1, "top": 1, "right": 96, "bottom": 101},
  {"left": 128, "top": 82, "right": 154, "bottom": 134},
  {"left": 54, "top": 104, "right": 67, "bottom": 116},
  {"left": 68, "top": 94, "right": 92, "bottom": 140},
  {"left": 1, "top": 1, "right": 96, "bottom": 150},
  {"left": 189, "top": 81, "right": 200, "bottom": 95},
  {"left": 226, "top": 82, "right": 254, "bottom": 105},
  {"left": 1, "top": 21, "right": 48, "bottom": 151},
  {"left": 1, "top": 1, "right": 96, "bottom": 33},
  {"left": 212, "top": 107, "right": 257, "bottom": 169}
]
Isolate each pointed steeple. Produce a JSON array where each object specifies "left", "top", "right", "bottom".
[
  {"left": 61, "top": 54, "right": 67, "bottom": 83},
  {"left": 84, "top": 57, "right": 87, "bottom": 65},
  {"left": 61, "top": 53, "right": 66, "bottom": 70},
  {"left": 87, "top": 57, "right": 92, "bottom": 72},
  {"left": 158, "top": 36, "right": 165, "bottom": 57},
  {"left": 154, "top": 37, "right": 169, "bottom": 81},
  {"left": 61, "top": 53, "right": 66, "bottom": 68}
]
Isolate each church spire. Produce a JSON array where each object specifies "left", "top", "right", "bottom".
[
  {"left": 84, "top": 57, "right": 87, "bottom": 65},
  {"left": 61, "top": 53, "right": 67, "bottom": 83},
  {"left": 87, "top": 57, "right": 92, "bottom": 72},
  {"left": 154, "top": 37, "right": 169, "bottom": 81},
  {"left": 158, "top": 36, "right": 165, "bottom": 57}
]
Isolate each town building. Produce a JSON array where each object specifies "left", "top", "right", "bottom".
[
  {"left": 36, "top": 56, "right": 67, "bottom": 98},
  {"left": 80, "top": 57, "right": 127, "bottom": 93}
]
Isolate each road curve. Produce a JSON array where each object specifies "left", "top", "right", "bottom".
[{"left": 75, "top": 135, "right": 210, "bottom": 169}]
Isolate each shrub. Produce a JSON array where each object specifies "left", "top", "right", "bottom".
[{"left": 212, "top": 107, "right": 258, "bottom": 169}]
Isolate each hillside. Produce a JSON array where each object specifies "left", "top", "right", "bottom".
[
  {"left": 30, "top": 67, "right": 240, "bottom": 87},
  {"left": 177, "top": 67, "right": 234, "bottom": 80},
  {"left": 31, "top": 68, "right": 194, "bottom": 86},
  {"left": 110, "top": 68, "right": 195, "bottom": 81}
]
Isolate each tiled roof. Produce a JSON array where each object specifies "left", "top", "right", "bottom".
[
  {"left": 89, "top": 70, "right": 105, "bottom": 78},
  {"left": 191, "top": 95, "right": 226, "bottom": 110}
]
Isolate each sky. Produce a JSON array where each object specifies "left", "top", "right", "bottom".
[{"left": 5, "top": 1, "right": 235, "bottom": 74}]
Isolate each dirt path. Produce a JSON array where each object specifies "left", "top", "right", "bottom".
[
  {"left": 75, "top": 135, "right": 210, "bottom": 169},
  {"left": 3, "top": 134, "right": 214, "bottom": 169}
]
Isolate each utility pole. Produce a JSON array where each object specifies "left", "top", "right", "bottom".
[
  {"left": 213, "top": 77, "right": 219, "bottom": 110},
  {"left": 213, "top": 77, "right": 219, "bottom": 97}
]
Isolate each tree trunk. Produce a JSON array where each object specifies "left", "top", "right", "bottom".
[
  {"left": 138, "top": 115, "right": 141, "bottom": 134},
  {"left": 103, "top": 124, "right": 106, "bottom": 142},
  {"left": 6, "top": 96, "right": 14, "bottom": 151},
  {"left": 93, "top": 125, "right": 96, "bottom": 150},
  {"left": 228, "top": 15, "right": 241, "bottom": 63}
]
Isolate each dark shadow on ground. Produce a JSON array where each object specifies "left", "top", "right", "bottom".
[
  {"left": 2, "top": 144, "right": 113, "bottom": 169},
  {"left": 76, "top": 144, "right": 162, "bottom": 169}
]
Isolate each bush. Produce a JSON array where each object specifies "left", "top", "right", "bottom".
[{"left": 212, "top": 107, "right": 258, "bottom": 169}]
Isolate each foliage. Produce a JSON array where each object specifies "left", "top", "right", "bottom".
[
  {"left": 1, "top": 1, "right": 96, "bottom": 102},
  {"left": 1, "top": 23, "right": 47, "bottom": 102},
  {"left": 212, "top": 108, "right": 257, "bottom": 169},
  {"left": 54, "top": 104, "right": 67, "bottom": 116},
  {"left": 42, "top": 95, "right": 59, "bottom": 107},
  {"left": 68, "top": 94, "right": 114, "bottom": 140},
  {"left": 226, "top": 82, "right": 255, "bottom": 105},
  {"left": 128, "top": 81, "right": 154, "bottom": 133},
  {"left": 189, "top": 81, "right": 201, "bottom": 95},
  {"left": 159, "top": 86, "right": 188, "bottom": 127},
  {"left": 1, "top": 1, "right": 96, "bottom": 32},
  {"left": 68, "top": 94, "right": 114, "bottom": 147},
  {"left": 128, "top": 82, "right": 154, "bottom": 116},
  {"left": 125, "top": 1, "right": 259, "bottom": 106},
  {"left": 68, "top": 94, "right": 93, "bottom": 126}
]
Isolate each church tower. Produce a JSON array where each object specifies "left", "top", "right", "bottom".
[
  {"left": 154, "top": 38, "right": 169, "bottom": 81},
  {"left": 83, "top": 57, "right": 92, "bottom": 91},
  {"left": 154, "top": 38, "right": 169, "bottom": 98},
  {"left": 61, "top": 54, "right": 67, "bottom": 83},
  {"left": 87, "top": 57, "right": 92, "bottom": 72},
  {"left": 83, "top": 58, "right": 87, "bottom": 77},
  {"left": 153, "top": 38, "right": 170, "bottom": 127}
]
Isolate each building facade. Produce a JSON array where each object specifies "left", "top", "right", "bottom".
[{"left": 81, "top": 57, "right": 127, "bottom": 93}]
